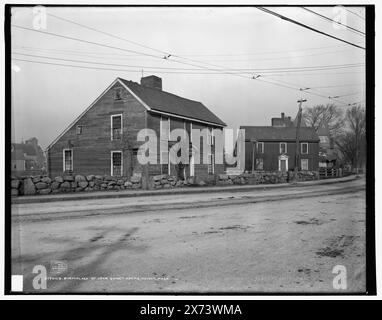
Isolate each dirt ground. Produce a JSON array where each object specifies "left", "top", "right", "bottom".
[{"left": 11, "top": 181, "right": 366, "bottom": 293}]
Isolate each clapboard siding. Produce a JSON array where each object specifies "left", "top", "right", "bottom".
[
  {"left": 244, "top": 141, "right": 319, "bottom": 171},
  {"left": 48, "top": 79, "right": 226, "bottom": 180},
  {"left": 48, "top": 82, "right": 146, "bottom": 177}
]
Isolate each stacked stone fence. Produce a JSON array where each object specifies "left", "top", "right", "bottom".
[
  {"left": 11, "top": 170, "right": 319, "bottom": 197},
  {"left": 11, "top": 174, "right": 142, "bottom": 197}
]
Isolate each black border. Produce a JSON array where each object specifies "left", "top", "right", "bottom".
[{"left": 4, "top": 4, "right": 376, "bottom": 296}]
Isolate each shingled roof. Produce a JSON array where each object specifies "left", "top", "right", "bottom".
[
  {"left": 119, "top": 78, "right": 226, "bottom": 127},
  {"left": 240, "top": 126, "right": 319, "bottom": 142}
]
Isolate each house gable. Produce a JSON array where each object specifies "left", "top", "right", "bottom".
[{"left": 46, "top": 79, "right": 148, "bottom": 177}]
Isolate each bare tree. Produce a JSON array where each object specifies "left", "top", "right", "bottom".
[
  {"left": 302, "top": 103, "right": 344, "bottom": 138},
  {"left": 335, "top": 105, "right": 366, "bottom": 169}
]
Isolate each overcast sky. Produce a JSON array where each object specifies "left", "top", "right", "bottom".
[{"left": 11, "top": 6, "right": 366, "bottom": 149}]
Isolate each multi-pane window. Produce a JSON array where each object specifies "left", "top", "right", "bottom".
[
  {"left": 76, "top": 125, "right": 83, "bottom": 135},
  {"left": 114, "top": 87, "right": 123, "bottom": 100},
  {"left": 280, "top": 142, "right": 287, "bottom": 154},
  {"left": 257, "top": 142, "right": 264, "bottom": 154},
  {"left": 111, "top": 151, "right": 122, "bottom": 176},
  {"left": 63, "top": 149, "right": 73, "bottom": 172},
  {"left": 256, "top": 158, "right": 264, "bottom": 170},
  {"left": 111, "top": 115, "right": 122, "bottom": 140},
  {"left": 301, "top": 143, "right": 308, "bottom": 154},
  {"left": 301, "top": 159, "right": 309, "bottom": 171}
]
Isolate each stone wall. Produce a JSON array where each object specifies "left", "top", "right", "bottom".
[
  {"left": 216, "top": 171, "right": 318, "bottom": 185},
  {"left": 11, "top": 170, "right": 319, "bottom": 197},
  {"left": 11, "top": 174, "right": 142, "bottom": 196}
]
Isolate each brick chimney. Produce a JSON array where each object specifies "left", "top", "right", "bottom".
[
  {"left": 140, "top": 75, "right": 162, "bottom": 90},
  {"left": 281, "top": 112, "right": 285, "bottom": 119}
]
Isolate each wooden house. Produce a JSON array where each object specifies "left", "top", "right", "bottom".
[
  {"left": 240, "top": 126, "right": 320, "bottom": 172},
  {"left": 46, "top": 75, "right": 226, "bottom": 181}
]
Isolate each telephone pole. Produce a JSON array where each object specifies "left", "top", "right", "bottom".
[{"left": 295, "top": 96, "right": 307, "bottom": 172}]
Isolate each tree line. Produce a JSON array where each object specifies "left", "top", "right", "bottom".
[{"left": 303, "top": 103, "right": 366, "bottom": 170}]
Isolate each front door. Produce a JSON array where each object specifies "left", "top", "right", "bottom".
[
  {"left": 280, "top": 159, "right": 287, "bottom": 172},
  {"left": 279, "top": 155, "right": 288, "bottom": 172}
]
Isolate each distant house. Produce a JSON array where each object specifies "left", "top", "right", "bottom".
[
  {"left": 46, "top": 75, "right": 226, "bottom": 180},
  {"left": 241, "top": 126, "right": 320, "bottom": 172},
  {"left": 11, "top": 137, "right": 45, "bottom": 174},
  {"left": 271, "top": 112, "right": 294, "bottom": 127},
  {"left": 11, "top": 147, "right": 26, "bottom": 171}
]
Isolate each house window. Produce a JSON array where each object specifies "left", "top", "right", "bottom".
[
  {"left": 63, "top": 149, "right": 73, "bottom": 172},
  {"left": 111, "top": 114, "right": 122, "bottom": 140},
  {"left": 76, "top": 125, "right": 83, "bottom": 135},
  {"left": 255, "top": 158, "right": 264, "bottom": 170},
  {"left": 207, "top": 153, "right": 214, "bottom": 174},
  {"left": 280, "top": 142, "right": 287, "bottom": 154},
  {"left": 301, "top": 143, "right": 308, "bottom": 154},
  {"left": 301, "top": 159, "right": 309, "bottom": 171},
  {"left": 257, "top": 142, "right": 264, "bottom": 154},
  {"left": 114, "top": 87, "right": 123, "bottom": 100},
  {"left": 111, "top": 151, "right": 122, "bottom": 176}
]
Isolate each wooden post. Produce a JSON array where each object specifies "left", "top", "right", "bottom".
[{"left": 295, "top": 98, "right": 307, "bottom": 172}]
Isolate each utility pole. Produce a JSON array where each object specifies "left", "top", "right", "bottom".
[{"left": 295, "top": 97, "right": 307, "bottom": 172}]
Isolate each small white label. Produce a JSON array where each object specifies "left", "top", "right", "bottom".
[{"left": 11, "top": 275, "right": 23, "bottom": 292}]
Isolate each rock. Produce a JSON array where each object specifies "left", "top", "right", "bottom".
[
  {"left": 51, "top": 189, "right": 61, "bottom": 194},
  {"left": 76, "top": 187, "right": 83, "bottom": 192},
  {"left": 107, "top": 186, "right": 114, "bottom": 190},
  {"left": 117, "top": 179, "right": 124, "bottom": 186},
  {"left": 71, "top": 182, "right": 77, "bottom": 189},
  {"left": 124, "top": 181, "right": 132, "bottom": 188},
  {"left": 35, "top": 182, "right": 48, "bottom": 190},
  {"left": 132, "top": 184, "right": 141, "bottom": 189},
  {"left": 11, "top": 188, "right": 19, "bottom": 196},
  {"left": 41, "top": 177, "right": 51, "bottom": 184},
  {"left": 104, "top": 175, "right": 114, "bottom": 181},
  {"left": 101, "top": 183, "right": 108, "bottom": 188},
  {"left": 55, "top": 176, "right": 64, "bottom": 183},
  {"left": 153, "top": 175, "right": 166, "bottom": 181},
  {"left": 60, "top": 181, "right": 71, "bottom": 189},
  {"left": 176, "top": 181, "right": 183, "bottom": 187},
  {"left": 89, "top": 181, "right": 95, "bottom": 187},
  {"left": 168, "top": 176, "right": 175, "bottom": 182},
  {"left": 130, "top": 176, "right": 141, "bottom": 183},
  {"left": 51, "top": 181, "right": 61, "bottom": 189},
  {"left": 198, "top": 181, "right": 206, "bottom": 186},
  {"left": 11, "top": 180, "right": 20, "bottom": 189},
  {"left": 64, "top": 175, "right": 74, "bottom": 182},
  {"left": 75, "top": 175, "right": 86, "bottom": 182},
  {"left": 32, "top": 176, "right": 41, "bottom": 183},
  {"left": 86, "top": 175, "right": 95, "bottom": 181},
  {"left": 78, "top": 181, "right": 88, "bottom": 188},
  {"left": 39, "top": 188, "right": 51, "bottom": 195},
  {"left": 95, "top": 175, "right": 103, "bottom": 180},
  {"left": 219, "top": 174, "right": 229, "bottom": 180},
  {"left": 163, "top": 184, "right": 171, "bottom": 189},
  {"left": 108, "top": 181, "right": 116, "bottom": 186}
]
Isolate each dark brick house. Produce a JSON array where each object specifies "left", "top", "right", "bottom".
[
  {"left": 241, "top": 126, "right": 320, "bottom": 172},
  {"left": 46, "top": 75, "right": 226, "bottom": 181}
]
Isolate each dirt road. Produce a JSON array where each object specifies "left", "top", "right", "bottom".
[{"left": 11, "top": 178, "right": 366, "bottom": 293}]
